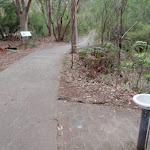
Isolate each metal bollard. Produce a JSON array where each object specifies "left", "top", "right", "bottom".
[
  {"left": 132, "top": 94, "right": 150, "bottom": 150},
  {"left": 137, "top": 109, "right": 150, "bottom": 150}
]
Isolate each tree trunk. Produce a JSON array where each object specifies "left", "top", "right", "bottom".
[
  {"left": 101, "top": 0, "right": 108, "bottom": 46},
  {"left": 12, "top": 0, "right": 32, "bottom": 32},
  {"left": 19, "top": 12, "right": 28, "bottom": 31},
  {"left": 119, "top": 1, "right": 123, "bottom": 49},
  {"left": 101, "top": 10, "right": 104, "bottom": 46},
  {"left": 71, "top": 0, "right": 78, "bottom": 53},
  {"left": 0, "top": 26, "right": 4, "bottom": 39},
  {"left": 48, "top": 0, "right": 52, "bottom": 36}
]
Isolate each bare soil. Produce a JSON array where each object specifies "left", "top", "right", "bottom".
[
  {"left": 58, "top": 52, "right": 139, "bottom": 109},
  {"left": 0, "top": 38, "right": 66, "bottom": 72}
]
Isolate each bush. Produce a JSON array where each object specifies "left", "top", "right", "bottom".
[
  {"left": 126, "top": 24, "right": 150, "bottom": 42},
  {"left": 0, "top": 2, "right": 19, "bottom": 39},
  {"left": 28, "top": 10, "right": 48, "bottom": 38}
]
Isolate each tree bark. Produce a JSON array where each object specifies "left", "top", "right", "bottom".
[
  {"left": 48, "top": 0, "right": 52, "bottom": 36},
  {"left": 19, "top": 12, "right": 28, "bottom": 31},
  {"left": 12, "top": 0, "right": 32, "bottom": 31},
  {"left": 0, "top": 19, "right": 4, "bottom": 39},
  {"left": 39, "top": 0, "right": 52, "bottom": 37},
  {"left": 71, "top": 0, "right": 78, "bottom": 53}
]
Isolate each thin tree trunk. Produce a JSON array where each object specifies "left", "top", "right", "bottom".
[
  {"left": 119, "top": 0, "right": 124, "bottom": 49},
  {"left": 61, "top": 20, "right": 70, "bottom": 40},
  {"left": 0, "top": 26, "right": 4, "bottom": 39},
  {"left": 101, "top": 10, "right": 104, "bottom": 46},
  {"left": 71, "top": 0, "right": 78, "bottom": 53},
  {"left": 115, "top": 0, "right": 120, "bottom": 86},
  {"left": 101, "top": 0, "right": 107, "bottom": 46},
  {"left": 135, "top": 65, "right": 143, "bottom": 92},
  {"left": 48, "top": 0, "right": 52, "bottom": 36}
]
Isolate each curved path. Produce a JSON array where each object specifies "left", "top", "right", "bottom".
[{"left": 0, "top": 44, "right": 70, "bottom": 150}]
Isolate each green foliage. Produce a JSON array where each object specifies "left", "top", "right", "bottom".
[
  {"left": 121, "top": 82, "right": 130, "bottom": 89},
  {"left": 102, "top": 74, "right": 107, "bottom": 81},
  {"left": 0, "top": 2, "right": 19, "bottom": 39},
  {"left": 122, "top": 39, "right": 150, "bottom": 92},
  {"left": 61, "top": 8, "right": 71, "bottom": 42},
  {"left": 28, "top": 10, "right": 48, "bottom": 37},
  {"left": 133, "top": 41, "right": 150, "bottom": 52},
  {"left": 134, "top": 52, "right": 150, "bottom": 68},
  {"left": 78, "top": 51, "right": 87, "bottom": 57},
  {"left": 27, "top": 41, "right": 37, "bottom": 49},
  {"left": 102, "top": 42, "right": 116, "bottom": 52},
  {"left": 122, "top": 61, "right": 134, "bottom": 71},
  {"left": 76, "top": 0, "right": 101, "bottom": 37},
  {"left": 84, "top": 42, "right": 116, "bottom": 54},
  {"left": 127, "top": 25, "right": 150, "bottom": 42},
  {"left": 77, "top": 13, "right": 93, "bottom": 36}
]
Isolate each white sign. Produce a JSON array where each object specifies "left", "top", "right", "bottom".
[{"left": 20, "top": 31, "right": 32, "bottom": 37}]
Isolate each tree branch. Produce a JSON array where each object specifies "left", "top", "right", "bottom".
[
  {"left": 21, "top": 0, "right": 25, "bottom": 9},
  {"left": 39, "top": 0, "right": 48, "bottom": 25},
  {"left": 12, "top": 0, "right": 21, "bottom": 13},
  {"left": 61, "top": 20, "right": 70, "bottom": 40},
  {"left": 121, "top": 22, "right": 137, "bottom": 39},
  {"left": 26, "top": 0, "right": 32, "bottom": 15}
]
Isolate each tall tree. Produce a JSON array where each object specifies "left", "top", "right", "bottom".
[
  {"left": 39, "top": 0, "right": 52, "bottom": 36},
  {"left": 101, "top": 0, "right": 108, "bottom": 46},
  {"left": 45, "top": 0, "right": 71, "bottom": 41},
  {"left": 12, "top": 0, "right": 32, "bottom": 31},
  {"left": 119, "top": 0, "right": 127, "bottom": 49},
  {"left": 70, "top": 0, "right": 78, "bottom": 52},
  {"left": 115, "top": 0, "right": 127, "bottom": 85}
]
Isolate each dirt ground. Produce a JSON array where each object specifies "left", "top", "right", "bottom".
[
  {"left": 0, "top": 38, "right": 66, "bottom": 72},
  {"left": 58, "top": 52, "right": 139, "bottom": 109}
]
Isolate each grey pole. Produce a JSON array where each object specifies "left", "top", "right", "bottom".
[{"left": 137, "top": 109, "right": 150, "bottom": 150}]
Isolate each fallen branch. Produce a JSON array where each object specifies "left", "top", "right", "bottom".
[{"left": 122, "top": 22, "right": 138, "bottom": 39}]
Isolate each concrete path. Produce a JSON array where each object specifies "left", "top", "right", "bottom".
[
  {"left": 57, "top": 102, "right": 150, "bottom": 150},
  {"left": 0, "top": 45, "right": 70, "bottom": 150},
  {"left": 1, "top": 42, "right": 150, "bottom": 150}
]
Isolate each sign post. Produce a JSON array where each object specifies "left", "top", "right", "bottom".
[{"left": 20, "top": 31, "right": 32, "bottom": 49}]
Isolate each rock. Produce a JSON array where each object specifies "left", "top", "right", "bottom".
[{"left": 58, "top": 96, "right": 71, "bottom": 101}]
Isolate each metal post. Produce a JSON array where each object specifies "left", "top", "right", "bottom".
[{"left": 137, "top": 109, "right": 150, "bottom": 150}]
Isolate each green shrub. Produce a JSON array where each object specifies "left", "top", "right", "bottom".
[
  {"left": 133, "top": 41, "right": 150, "bottom": 52},
  {"left": 78, "top": 51, "right": 87, "bottom": 57},
  {"left": 0, "top": 2, "right": 19, "bottom": 39},
  {"left": 127, "top": 24, "right": 150, "bottom": 42},
  {"left": 28, "top": 10, "right": 48, "bottom": 38}
]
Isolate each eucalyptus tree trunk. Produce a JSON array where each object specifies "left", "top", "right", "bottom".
[
  {"left": 12, "top": 0, "right": 32, "bottom": 31},
  {"left": 48, "top": 0, "right": 52, "bottom": 36},
  {"left": 119, "top": 0, "right": 127, "bottom": 49},
  {"left": 19, "top": 12, "right": 28, "bottom": 31},
  {"left": 71, "top": 0, "right": 78, "bottom": 53},
  {"left": 39, "top": 0, "right": 52, "bottom": 36},
  {"left": 115, "top": 0, "right": 127, "bottom": 85},
  {"left": 0, "top": 17, "right": 4, "bottom": 39}
]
